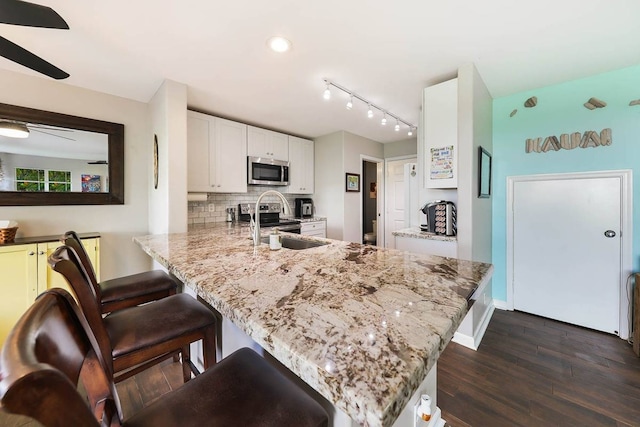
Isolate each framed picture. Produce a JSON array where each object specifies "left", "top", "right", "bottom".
[
  {"left": 81, "top": 174, "right": 101, "bottom": 193},
  {"left": 478, "top": 146, "right": 492, "bottom": 198},
  {"left": 345, "top": 173, "right": 360, "bottom": 192}
]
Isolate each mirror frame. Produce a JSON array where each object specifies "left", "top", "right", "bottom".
[{"left": 0, "top": 102, "right": 124, "bottom": 205}]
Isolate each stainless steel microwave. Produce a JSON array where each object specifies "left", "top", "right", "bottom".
[{"left": 247, "top": 156, "right": 289, "bottom": 186}]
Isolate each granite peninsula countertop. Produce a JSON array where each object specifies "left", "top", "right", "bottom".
[
  {"left": 392, "top": 227, "right": 457, "bottom": 242},
  {"left": 134, "top": 224, "right": 492, "bottom": 427}
]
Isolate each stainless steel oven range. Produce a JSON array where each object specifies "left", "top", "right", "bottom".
[{"left": 238, "top": 203, "right": 301, "bottom": 234}]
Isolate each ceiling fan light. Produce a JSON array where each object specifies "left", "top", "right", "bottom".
[{"left": 0, "top": 122, "right": 29, "bottom": 138}]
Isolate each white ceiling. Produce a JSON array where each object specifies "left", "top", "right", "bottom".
[{"left": 1, "top": 0, "right": 639, "bottom": 143}]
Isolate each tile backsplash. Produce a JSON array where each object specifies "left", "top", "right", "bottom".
[{"left": 187, "top": 186, "right": 309, "bottom": 225}]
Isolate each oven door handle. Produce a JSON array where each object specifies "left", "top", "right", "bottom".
[{"left": 273, "top": 224, "right": 301, "bottom": 233}]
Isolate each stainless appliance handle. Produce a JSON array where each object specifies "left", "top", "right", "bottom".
[{"left": 272, "top": 224, "right": 301, "bottom": 233}]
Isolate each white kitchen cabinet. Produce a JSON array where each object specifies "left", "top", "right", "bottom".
[
  {"left": 423, "top": 78, "right": 458, "bottom": 189},
  {"left": 287, "top": 136, "right": 314, "bottom": 194},
  {"left": 301, "top": 220, "right": 326, "bottom": 238},
  {"left": 187, "top": 110, "right": 247, "bottom": 193},
  {"left": 247, "top": 126, "right": 289, "bottom": 160}
]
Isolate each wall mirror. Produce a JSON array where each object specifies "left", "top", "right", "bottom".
[
  {"left": 478, "top": 146, "right": 492, "bottom": 198},
  {"left": 0, "top": 103, "right": 124, "bottom": 205}
]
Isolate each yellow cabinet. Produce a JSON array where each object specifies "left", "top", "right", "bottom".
[{"left": 0, "top": 237, "right": 100, "bottom": 345}]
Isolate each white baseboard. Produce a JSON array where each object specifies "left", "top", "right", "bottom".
[
  {"left": 493, "top": 299, "right": 509, "bottom": 310},
  {"left": 452, "top": 302, "right": 495, "bottom": 351}
]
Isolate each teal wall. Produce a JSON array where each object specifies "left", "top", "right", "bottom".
[{"left": 492, "top": 64, "right": 640, "bottom": 302}]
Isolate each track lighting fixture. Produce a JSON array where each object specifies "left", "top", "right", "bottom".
[{"left": 321, "top": 78, "right": 416, "bottom": 134}]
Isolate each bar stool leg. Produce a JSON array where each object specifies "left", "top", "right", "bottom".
[{"left": 181, "top": 345, "right": 192, "bottom": 382}]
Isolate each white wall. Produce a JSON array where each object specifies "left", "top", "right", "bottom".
[
  {"left": 343, "top": 132, "right": 383, "bottom": 243},
  {"left": 149, "top": 80, "right": 188, "bottom": 234},
  {"left": 0, "top": 69, "right": 152, "bottom": 280},
  {"left": 457, "top": 63, "right": 493, "bottom": 263},
  {"left": 314, "top": 132, "right": 344, "bottom": 240},
  {"left": 384, "top": 137, "right": 417, "bottom": 158},
  {"left": 315, "top": 131, "right": 383, "bottom": 242}
]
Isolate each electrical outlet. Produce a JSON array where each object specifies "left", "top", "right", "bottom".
[{"left": 208, "top": 203, "right": 215, "bottom": 212}]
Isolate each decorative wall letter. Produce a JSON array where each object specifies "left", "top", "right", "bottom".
[{"left": 525, "top": 129, "right": 611, "bottom": 154}]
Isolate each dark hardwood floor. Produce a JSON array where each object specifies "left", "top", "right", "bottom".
[
  {"left": 439, "top": 309, "right": 640, "bottom": 427},
  {"left": 2, "top": 309, "right": 638, "bottom": 426}
]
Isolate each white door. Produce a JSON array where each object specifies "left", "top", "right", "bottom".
[
  {"left": 385, "top": 158, "right": 416, "bottom": 249},
  {"left": 513, "top": 176, "right": 621, "bottom": 334}
]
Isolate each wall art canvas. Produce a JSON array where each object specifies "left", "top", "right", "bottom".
[{"left": 81, "top": 174, "right": 101, "bottom": 192}]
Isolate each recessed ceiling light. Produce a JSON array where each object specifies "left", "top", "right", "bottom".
[{"left": 267, "top": 36, "right": 292, "bottom": 53}]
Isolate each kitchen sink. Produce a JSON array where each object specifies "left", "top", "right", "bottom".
[{"left": 259, "top": 235, "right": 329, "bottom": 250}]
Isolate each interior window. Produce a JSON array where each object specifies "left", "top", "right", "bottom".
[{"left": 16, "top": 168, "right": 71, "bottom": 192}]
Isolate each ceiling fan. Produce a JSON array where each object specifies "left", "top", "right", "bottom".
[
  {"left": 0, "top": 120, "right": 74, "bottom": 139},
  {"left": 0, "top": 0, "right": 69, "bottom": 79}
]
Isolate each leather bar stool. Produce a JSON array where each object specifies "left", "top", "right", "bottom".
[
  {"left": 0, "top": 289, "right": 329, "bottom": 427},
  {"left": 49, "top": 245, "right": 217, "bottom": 383},
  {"left": 63, "top": 231, "right": 178, "bottom": 313}
]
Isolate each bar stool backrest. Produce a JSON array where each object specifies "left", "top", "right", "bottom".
[{"left": 62, "top": 231, "right": 100, "bottom": 293}]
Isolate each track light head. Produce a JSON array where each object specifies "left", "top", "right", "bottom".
[
  {"left": 323, "top": 84, "right": 331, "bottom": 100},
  {"left": 381, "top": 113, "right": 387, "bottom": 126},
  {"left": 367, "top": 105, "right": 373, "bottom": 118},
  {"left": 408, "top": 127, "right": 413, "bottom": 136},
  {"left": 394, "top": 120, "right": 400, "bottom": 132},
  {"left": 346, "top": 95, "right": 353, "bottom": 110}
]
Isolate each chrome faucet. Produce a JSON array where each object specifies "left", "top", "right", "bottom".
[{"left": 252, "top": 190, "right": 292, "bottom": 246}]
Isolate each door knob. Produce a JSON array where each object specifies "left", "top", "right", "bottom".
[{"left": 604, "top": 230, "right": 616, "bottom": 238}]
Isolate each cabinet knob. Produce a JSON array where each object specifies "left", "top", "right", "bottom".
[
  {"left": 38, "top": 250, "right": 45, "bottom": 255},
  {"left": 28, "top": 251, "right": 35, "bottom": 256}
]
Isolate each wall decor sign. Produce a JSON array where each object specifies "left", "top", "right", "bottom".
[
  {"left": 525, "top": 128, "right": 611, "bottom": 153},
  {"left": 430, "top": 146, "right": 454, "bottom": 179},
  {"left": 345, "top": 173, "right": 360, "bottom": 192}
]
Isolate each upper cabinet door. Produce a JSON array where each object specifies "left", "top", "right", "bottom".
[
  {"left": 187, "top": 110, "right": 247, "bottom": 193},
  {"left": 424, "top": 79, "right": 458, "bottom": 189},
  {"left": 187, "top": 111, "right": 213, "bottom": 192},
  {"left": 212, "top": 118, "right": 247, "bottom": 193},
  {"left": 247, "top": 126, "right": 289, "bottom": 160},
  {"left": 287, "top": 136, "right": 314, "bottom": 194}
]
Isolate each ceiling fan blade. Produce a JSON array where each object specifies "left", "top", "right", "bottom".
[
  {"left": 32, "top": 128, "right": 75, "bottom": 141},
  {"left": 27, "top": 124, "right": 73, "bottom": 131},
  {"left": 0, "top": 35, "right": 69, "bottom": 79},
  {"left": 0, "top": 0, "right": 69, "bottom": 29}
]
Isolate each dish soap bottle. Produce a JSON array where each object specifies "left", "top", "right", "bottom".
[{"left": 269, "top": 228, "right": 282, "bottom": 250}]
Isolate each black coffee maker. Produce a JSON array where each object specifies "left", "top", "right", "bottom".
[{"left": 294, "top": 198, "right": 313, "bottom": 218}]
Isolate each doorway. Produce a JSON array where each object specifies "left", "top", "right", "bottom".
[
  {"left": 507, "top": 170, "right": 633, "bottom": 338},
  {"left": 362, "top": 160, "right": 379, "bottom": 245}
]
